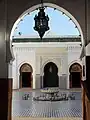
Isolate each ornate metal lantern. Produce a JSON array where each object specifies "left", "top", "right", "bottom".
[{"left": 34, "top": 0, "right": 50, "bottom": 39}]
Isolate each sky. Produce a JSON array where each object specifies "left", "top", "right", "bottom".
[{"left": 13, "top": 7, "right": 80, "bottom": 37}]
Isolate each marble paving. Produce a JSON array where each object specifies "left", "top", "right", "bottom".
[{"left": 12, "top": 89, "right": 82, "bottom": 120}]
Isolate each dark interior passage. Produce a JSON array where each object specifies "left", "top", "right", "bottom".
[
  {"left": 22, "top": 72, "right": 31, "bottom": 87},
  {"left": 43, "top": 62, "right": 59, "bottom": 87},
  {"left": 20, "top": 63, "right": 33, "bottom": 88},
  {"left": 69, "top": 63, "right": 82, "bottom": 88},
  {"left": 71, "top": 72, "right": 81, "bottom": 88}
]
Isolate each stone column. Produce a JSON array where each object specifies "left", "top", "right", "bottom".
[
  {"left": 0, "top": 41, "right": 13, "bottom": 120},
  {"left": 81, "top": 44, "right": 90, "bottom": 120}
]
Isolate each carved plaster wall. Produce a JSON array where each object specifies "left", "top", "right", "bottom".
[{"left": 12, "top": 42, "right": 81, "bottom": 89}]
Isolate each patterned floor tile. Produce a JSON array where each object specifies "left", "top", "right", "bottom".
[
  {"left": 12, "top": 117, "right": 83, "bottom": 120},
  {"left": 12, "top": 89, "right": 82, "bottom": 119}
]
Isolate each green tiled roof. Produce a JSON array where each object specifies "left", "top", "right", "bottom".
[{"left": 12, "top": 37, "right": 81, "bottom": 42}]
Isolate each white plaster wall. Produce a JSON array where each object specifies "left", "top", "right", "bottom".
[
  {"left": 35, "top": 46, "right": 67, "bottom": 75},
  {"left": 12, "top": 42, "right": 81, "bottom": 89},
  {"left": 12, "top": 52, "right": 17, "bottom": 89},
  {"left": 68, "top": 44, "right": 81, "bottom": 64},
  {"left": 67, "top": 44, "right": 82, "bottom": 89},
  {"left": 36, "top": 55, "right": 41, "bottom": 74},
  {"left": 12, "top": 46, "right": 36, "bottom": 89}
]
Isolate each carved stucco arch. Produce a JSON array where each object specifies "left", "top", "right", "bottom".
[
  {"left": 18, "top": 62, "right": 33, "bottom": 88},
  {"left": 10, "top": 3, "right": 84, "bottom": 60},
  {"left": 18, "top": 61, "right": 33, "bottom": 76},
  {"left": 41, "top": 59, "right": 61, "bottom": 76},
  {"left": 68, "top": 60, "right": 82, "bottom": 77},
  {"left": 68, "top": 60, "right": 82, "bottom": 71},
  {"left": 20, "top": 63, "right": 33, "bottom": 73},
  {"left": 17, "top": 61, "right": 36, "bottom": 88}
]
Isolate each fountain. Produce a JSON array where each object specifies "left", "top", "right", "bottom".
[{"left": 33, "top": 88, "right": 75, "bottom": 101}]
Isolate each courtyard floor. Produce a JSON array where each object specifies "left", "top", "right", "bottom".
[{"left": 12, "top": 88, "right": 83, "bottom": 120}]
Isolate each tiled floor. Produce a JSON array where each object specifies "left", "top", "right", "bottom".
[
  {"left": 12, "top": 88, "right": 82, "bottom": 120},
  {"left": 12, "top": 117, "right": 82, "bottom": 120}
]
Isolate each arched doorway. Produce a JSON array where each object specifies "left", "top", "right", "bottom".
[
  {"left": 19, "top": 63, "right": 33, "bottom": 88},
  {"left": 69, "top": 63, "right": 82, "bottom": 88},
  {"left": 43, "top": 62, "right": 59, "bottom": 87},
  {"left": 8, "top": 2, "right": 85, "bottom": 120}
]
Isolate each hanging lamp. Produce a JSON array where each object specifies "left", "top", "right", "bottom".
[{"left": 33, "top": 0, "right": 50, "bottom": 39}]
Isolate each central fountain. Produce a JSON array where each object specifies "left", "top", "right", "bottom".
[{"left": 33, "top": 88, "right": 75, "bottom": 101}]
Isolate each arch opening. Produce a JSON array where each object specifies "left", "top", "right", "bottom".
[
  {"left": 10, "top": 3, "right": 84, "bottom": 44},
  {"left": 19, "top": 63, "right": 33, "bottom": 88},
  {"left": 69, "top": 63, "right": 82, "bottom": 88},
  {"left": 43, "top": 62, "right": 59, "bottom": 88},
  {"left": 10, "top": 3, "right": 84, "bottom": 119},
  {"left": 10, "top": 3, "right": 84, "bottom": 90}
]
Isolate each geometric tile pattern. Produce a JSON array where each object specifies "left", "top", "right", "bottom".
[
  {"left": 12, "top": 117, "right": 83, "bottom": 120},
  {"left": 12, "top": 89, "right": 82, "bottom": 119}
]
